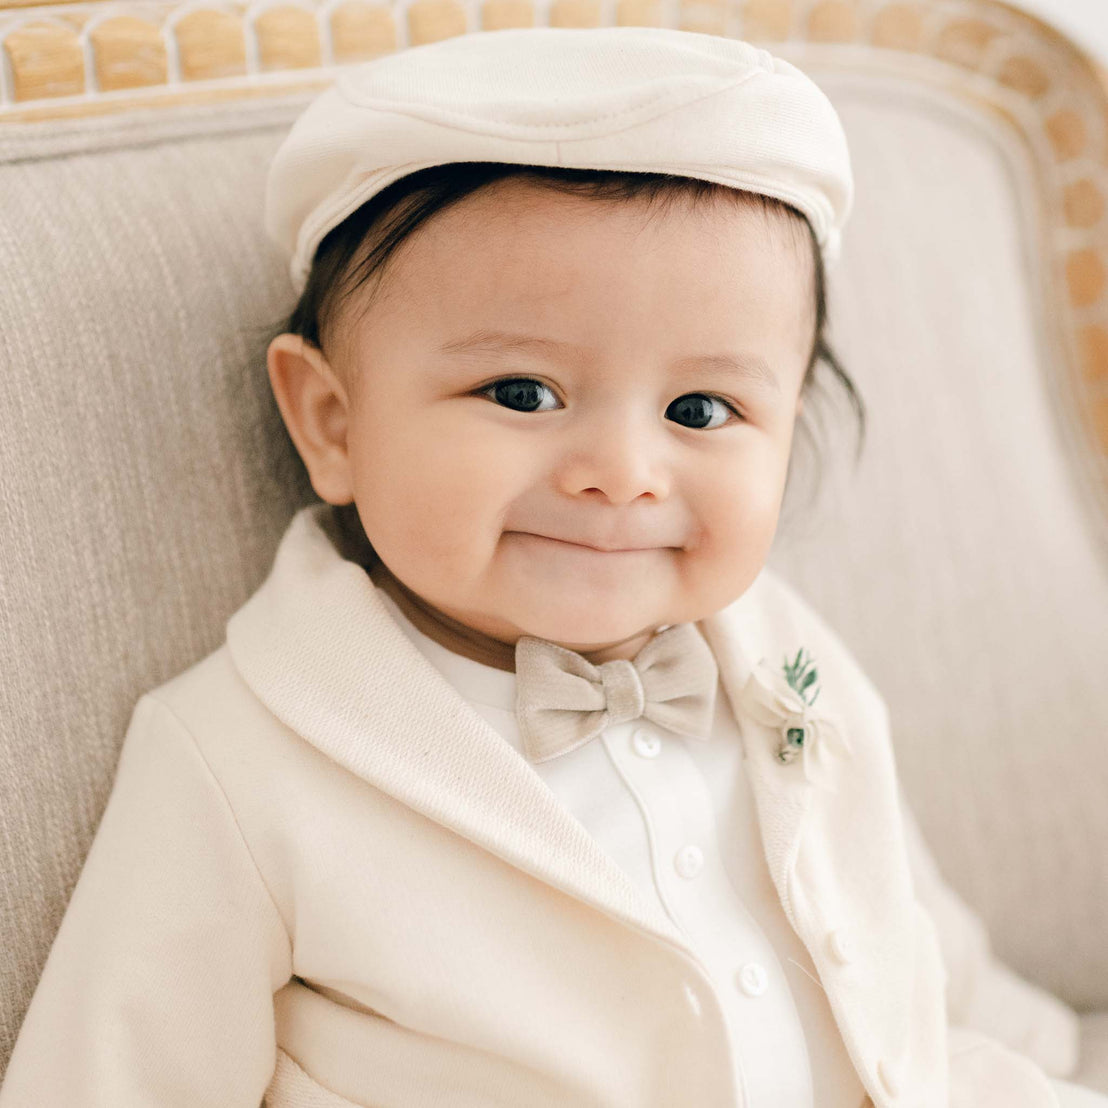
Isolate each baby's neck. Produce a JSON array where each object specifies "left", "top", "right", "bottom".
[{"left": 367, "top": 559, "right": 521, "bottom": 673}]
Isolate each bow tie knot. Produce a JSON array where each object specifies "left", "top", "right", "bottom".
[
  {"left": 598, "top": 658, "right": 647, "bottom": 726},
  {"left": 515, "top": 622, "right": 719, "bottom": 764}
]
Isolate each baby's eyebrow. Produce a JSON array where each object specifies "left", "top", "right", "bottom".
[{"left": 438, "top": 328, "right": 781, "bottom": 393}]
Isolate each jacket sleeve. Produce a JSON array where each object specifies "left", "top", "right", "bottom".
[
  {"left": 898, "top": 781, "right": 1080, "bottom": 1079},
  {"left": 0, "top": 693, "right": 293, "bottom": 1107}
]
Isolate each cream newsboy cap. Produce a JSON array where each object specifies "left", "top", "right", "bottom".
[{"left": 265, "top": 25, "right": 854, "bottom": 297}]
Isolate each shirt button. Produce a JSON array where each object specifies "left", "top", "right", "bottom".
[
  {"left": 735, "top": 961, "right": 768, "bottom": 997},
  {"left": 878, "top": 1058, "right": 901, "bottom": 1098},
  {"left": 828, "top": 928, "right": 855, "bottom": 965},
  {"left": 674, "top": 844, "right": 704, "bottom": 878},
  {"left": 631, "top": 728, "right": 661, "bottom": 758}
]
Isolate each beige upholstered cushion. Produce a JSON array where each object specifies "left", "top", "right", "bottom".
[{"left": 0, "top": 54, "right": 1105, "bottom": 1091}]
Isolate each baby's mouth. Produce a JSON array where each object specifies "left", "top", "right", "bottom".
[{"left": 513, "top": 532, "right": 662, "bottom": 554}]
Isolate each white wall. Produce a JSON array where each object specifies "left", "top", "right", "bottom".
[{"left": 1002, "top": 0, "right": 1108, "bottom": 68}]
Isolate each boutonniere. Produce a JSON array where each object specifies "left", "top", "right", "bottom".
[{"left": 739, "top": 647, "right": 853, "bottom": 790}]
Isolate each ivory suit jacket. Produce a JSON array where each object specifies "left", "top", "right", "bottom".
[{"left": 0, "top": 502, "right": 1071, "bottom": 1107}]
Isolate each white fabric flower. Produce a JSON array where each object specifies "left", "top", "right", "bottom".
[{"left": 739, "top": 655, "right": 853, "bottom": 790}]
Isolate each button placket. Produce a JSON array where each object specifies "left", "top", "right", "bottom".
[
  {"left": 609, "top": 719, "right": 820, "bottom": 1107},
  {"left": 599, "top": 723, "right": 694, "bottom": 934}
]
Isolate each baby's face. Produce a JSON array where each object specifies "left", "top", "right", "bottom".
[{"left": 292, "top": 179, "right": 810, "bottom": 654}]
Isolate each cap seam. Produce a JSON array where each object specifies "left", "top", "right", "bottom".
[{"left": 335, "top": 71, "right": 762, "bottom": 135}]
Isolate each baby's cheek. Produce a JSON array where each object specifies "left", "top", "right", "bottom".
[
  {"left": 691, "top": 483, "right": 782, "bottom": 575},
  {"left": 402, "top": 484, "right": 496, "bottom": 566}
]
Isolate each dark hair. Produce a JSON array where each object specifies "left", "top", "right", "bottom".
[{"left": 255, "top": 162, "right": 865, "bottom": 548}]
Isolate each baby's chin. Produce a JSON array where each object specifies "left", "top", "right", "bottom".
[{"left": 497, "top": 582, "right": 682, "bottom": 641}]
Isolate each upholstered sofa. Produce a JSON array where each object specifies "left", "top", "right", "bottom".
[{"left": 1, "top": 0, "right": 1107, "bottom": 1095}]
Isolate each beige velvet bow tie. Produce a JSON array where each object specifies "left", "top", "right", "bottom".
[{"left": 514, "top": 623, "right": 719, "bottom": 764}]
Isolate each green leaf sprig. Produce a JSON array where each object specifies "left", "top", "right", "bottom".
[{"left": 782, "top": 647, "right": 820, "bottom": 708}]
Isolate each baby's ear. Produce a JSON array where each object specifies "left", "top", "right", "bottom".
[{"left": 266, "top": 333, "right": 355, "bottom": 506}]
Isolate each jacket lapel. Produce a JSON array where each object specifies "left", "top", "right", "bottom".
[{"left": 697, "top": 599, "right": 817, "bottom": 934}]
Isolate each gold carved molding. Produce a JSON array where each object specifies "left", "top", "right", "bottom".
[{"left": 0, "top": 0, "right": 1106, "bottom": 508}]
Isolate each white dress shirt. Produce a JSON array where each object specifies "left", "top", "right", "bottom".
[{"left": 375, "top": 589, "right": 869, "bottom": 1108}]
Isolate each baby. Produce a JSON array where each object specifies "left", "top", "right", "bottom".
[{"left": 1, "top": 24, "right": 1105, "bottom": 1108}]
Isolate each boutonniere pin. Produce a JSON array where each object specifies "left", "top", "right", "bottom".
[{"left": 739, "top": 647, "right": 853, "bottom": 790}]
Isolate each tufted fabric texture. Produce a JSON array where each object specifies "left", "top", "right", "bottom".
[{"left": 0, "top": 65, "right": 1106, "bottom": 1086}]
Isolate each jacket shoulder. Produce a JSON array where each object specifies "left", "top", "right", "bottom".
[{"left": 136, "top": 643, "right": 291, "bottom": 761}]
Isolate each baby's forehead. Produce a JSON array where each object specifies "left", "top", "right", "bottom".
[{"left": 328, "top": 178, "right": 815, "bottom": 375}]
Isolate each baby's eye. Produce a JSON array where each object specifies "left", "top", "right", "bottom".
[
  {"left": 665, "top": 393, "right": 741, "bottom": 430},
  {"left": 477, "top": 377, "right": 741, "bottom": 429},
  {"left": 479, "top": 378, "right": 560, "bottom": 413}
]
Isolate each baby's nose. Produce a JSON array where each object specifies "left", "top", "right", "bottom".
[{"left": 559, "top": 415, "right": 671, "bottom": 504}]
